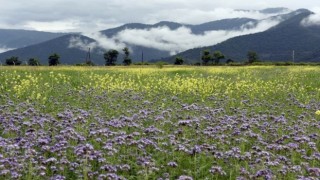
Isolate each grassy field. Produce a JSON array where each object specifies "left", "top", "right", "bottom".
[{"left": 0, "top": 66, "right": 319, "bottom": 179}]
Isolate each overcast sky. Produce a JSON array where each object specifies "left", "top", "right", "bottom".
[{"left": 0, "top": 0, "right": 319, "bottom": 32}]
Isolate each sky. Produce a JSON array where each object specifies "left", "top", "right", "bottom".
[
  {"left": 0, "top": 0, "right": 320, "bottom": 54},
  {"left": 0, "top": 0, "right": 318, "bottom": 32}
]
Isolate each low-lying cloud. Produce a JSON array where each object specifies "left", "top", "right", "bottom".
[
  {"left": 301, "top": 7, "right": 320, "bottom": 26},
  {"left": 68, "top": 32, "right": 126, "bottom": 52},
  {"left": 0, "top": 46, "right": 14, "bottom": 53},
  {"left": 147, "top": 8, "right": 290, "bottom": 25},
  {"left": 116, "top": 18, "right": 280, "bottom": 55},
  {"left": 69, "top": 18, "right": 282, "bottom": 55}
]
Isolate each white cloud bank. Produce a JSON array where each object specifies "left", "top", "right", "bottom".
[
  {"left": 301, "top": 7, "right": 320, "bottom": 26},
  {"left": 69, "top": 18, "right": 282, "bottom": 55},
  {"left": 68, "top": 32, "right": 126, "bottom": 52},
  {"left": 0, "top": 46, "right": 14, "bottom": 53}
]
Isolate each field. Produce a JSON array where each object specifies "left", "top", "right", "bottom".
[{"left": 0, "top": 66, "right": 319, "bottom": 180}]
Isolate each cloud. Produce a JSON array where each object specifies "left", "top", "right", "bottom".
[
  {"left": 146, "top": 8, "right": 289, "bottom": 25},
  {"left": 0, "top": 45, "right": 14, "bottom": 53},
  {"left": 115, "top": 18, "right": 280, "bottom": 55},
  {"left": 0, "top": 0, "right": 306, "bottom": 32},
  {"left": 68, "top": 36, "right": 98, "bottom": 51},
  {"left": 68, "top": 32, "right": 126, "bottom": 52},
  {"left": 301, "top": 7, "right": 320, "bottom": 26},
  {"left": 70, "top": 17, "right": 282, "bottom": 55}
]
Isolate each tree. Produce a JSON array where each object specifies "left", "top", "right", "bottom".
[
  {"left": 226, "top": 59, "right": 234, "bottom": 64},
  {"left": 85, "top": 61, "right": 95, "bottom": 66},
  {"left": 213, "top": 51, "right": 225, "bottom": 65},
  {"left": 201, "top": 50, "right": 212, "bottom": 65},
  {"left": 48, "top": 53, "right": 60, "bottom": 66},
  {"left": 174, "top": 56, "right": 184, "bottom": 65},
  {"left": 122, "top": 47, "right": 132, "bottom": 66},
  {"left": 6, "top": 56, "right": 22, "bottom": 66},
  {"left": 247, "top": 51, "right": 259, "bottom": 64},
  {"left": 28, "top": 58, "right": 40, "bottom": 66},
  {"left": 104, "top": 49, "right": 119, "bottom": 66}
]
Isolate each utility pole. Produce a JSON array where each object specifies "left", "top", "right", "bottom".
[
  {"left": 200, "top": 50, "right": 202, "bottom": 66},
  {"left": 85, "top": 48, "right": 91, "bottom": 63},
  {"left": 141, "top": 51, "right": 144, "bottom": 63},
  {"left": 292, "top": 50, "right": 295, "bottom": 63}
]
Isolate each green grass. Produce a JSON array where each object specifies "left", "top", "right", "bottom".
[{"left": 0, "top": 66, "right": 319, "bottom": 179}]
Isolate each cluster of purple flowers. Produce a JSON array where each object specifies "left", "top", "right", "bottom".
[{"left": 0, "top": 91, "right": 319, "bottom": 179}]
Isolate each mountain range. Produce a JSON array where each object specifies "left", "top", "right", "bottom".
[
  {"left": 166, "top": 9, "right": 320, "bottom": 63},
  {"left": 0, "top": 29, "right": 67, "bottom": 50},
  {"left": 0, "top": 18, "right": 258, "bottom": 64},
  {"left": 0, "top": 8, "right": 319, "bottom": 65}
]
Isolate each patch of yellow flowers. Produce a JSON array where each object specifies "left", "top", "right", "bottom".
[{"left": 0, "top": 66, "right": 319, "bottom": 104}]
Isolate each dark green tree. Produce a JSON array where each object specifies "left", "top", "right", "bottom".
[
  {"left": 226, "top": 59, "right": 234, "bottom": 64},
  {"left": 104, "top": 49, "right": 119, "bottom": 66},
  {"left": 201, "top": 50, "right": 212, "bottom": 65},
  {"left": 122, "top": 47, "right": 132, "bottom": 66},
  {"left": 213, "top": 51, "right": 225, "bottom": 65},
  {"left": 6, "top": 56, "right": 21, "bottom": 66},
  {"left": 28, "top": 58, "right": 40, "bottom": 66},
  {"left": 48, "top": 53, "right": 60, "bottom": 66},
  {"left": 247, "top": 51, "right": 259, "bottom": 64},
  {"left": 174, "top": 56, "right": 184, "bottom": 65}
]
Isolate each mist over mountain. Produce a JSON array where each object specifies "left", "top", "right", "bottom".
[
  {"left": 0, "top": 8, "right": 319, "bottom": 64},
  {"left": 0, "top": 16, "right": 262, "bottom": 64},
  {"left": 164, "top": 9, "right": 320, "bottom": 63}
]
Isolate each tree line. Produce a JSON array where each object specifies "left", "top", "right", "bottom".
[
  {"left": 198, "top": 50, "right": 259, "bottom": 65},
  {"left": 2, "top": 47, "right": 132, "bottom": 66},
  {"left": 1, "top": 48, "right": 259, "bottom": 66}
]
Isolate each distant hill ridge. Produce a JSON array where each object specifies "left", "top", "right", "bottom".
[
  {"left": 0, "top": 17, "right": 260, "bottom": 64},
  {"left": 165, "top": 9, "right": 320, "bottom": 63},
  {"left": 0, "top": 8, "right": 319, "bottom": 64},
  {"left": 0, "top": 29, "right": 68, "bottom": 48}
]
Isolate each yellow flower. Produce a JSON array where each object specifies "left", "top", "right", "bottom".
[{"left": 316, "top": 110, "right": 320, "bottom": 116}]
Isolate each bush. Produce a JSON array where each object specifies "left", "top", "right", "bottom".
[
  {"left": 155, "top": 61, "right": 168, "bottom": 69},
  {"left": 133, "top": 62, "right": 150, "bottom": 65},
  {"left": 6, "top": 56, "right": 22, "bottom": 66},
  {"left": 28, "top": 58, "right": 41, "bottom": 66},
  {"left": 174, "top": 57, "right": 184, "bottom": 65},
  {"left": 48, "top": 53, "right": 60, "bottom": 66}
]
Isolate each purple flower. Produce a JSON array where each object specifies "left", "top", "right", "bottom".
[
  {"left": 49, "top": 175, "right": 66, "bottom": 180},
  {"left": 167, "top": 161, "right": 178, "bottom": 167},
  {"left": 209, "top": 166, "right": 226, "bottom": 175},
  {"left": 177, "top": 175, "right": 193, "bottom": 180},
  {"left": 100, "top": 164, "right": 117, "bottom": 173},
  {"left": 306, "top": 167, "right": 320, "bottom": 177}
]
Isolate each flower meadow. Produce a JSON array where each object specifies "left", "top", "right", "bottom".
[{"left": 0, "top": 66, "right": 319, "bottom": 180}]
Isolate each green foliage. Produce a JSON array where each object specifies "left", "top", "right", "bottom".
[
  {"left": 133, "top": 62, "right": 150, "bottom": 65},
  {"left": 104, "top": 49, "right": 119, "bottom": 66},
  {"left": 226, "top": 59, "right": 234, "bottom": 64},
  {"left": 213, "top": 51, "right": 225, "bottom": 64},
  {"left": 48, "top": 53, "right": 60, "bottom": 66},
  {"left": 247, "top": 51, "right": 259, "bottom": 64},
  {"left": 75, "top": 61, "right": 95, "bottom": 66},
  {"left": 5, "top": 56, "right": 22, "bottom": 66},
  {"left": 28, "top": 58, "right": 40, "bottom": 66},
  {"left": 174, "top": 56, "right": 184, "bottom": 65},
  {"left": 201, "top": 50, "right": 212, "bottom": 65},
  {"left": 155, "top": 61, "right": 168, "bottom": 68},
  {"left": 0, "top": 66, "right": 320, "bottom": 179},
  {"left": 122, "top": 47, "right": 132, "bottom": 66},
  {"left": 85, "top": 61, "right": 95, "bottom": 66}
]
